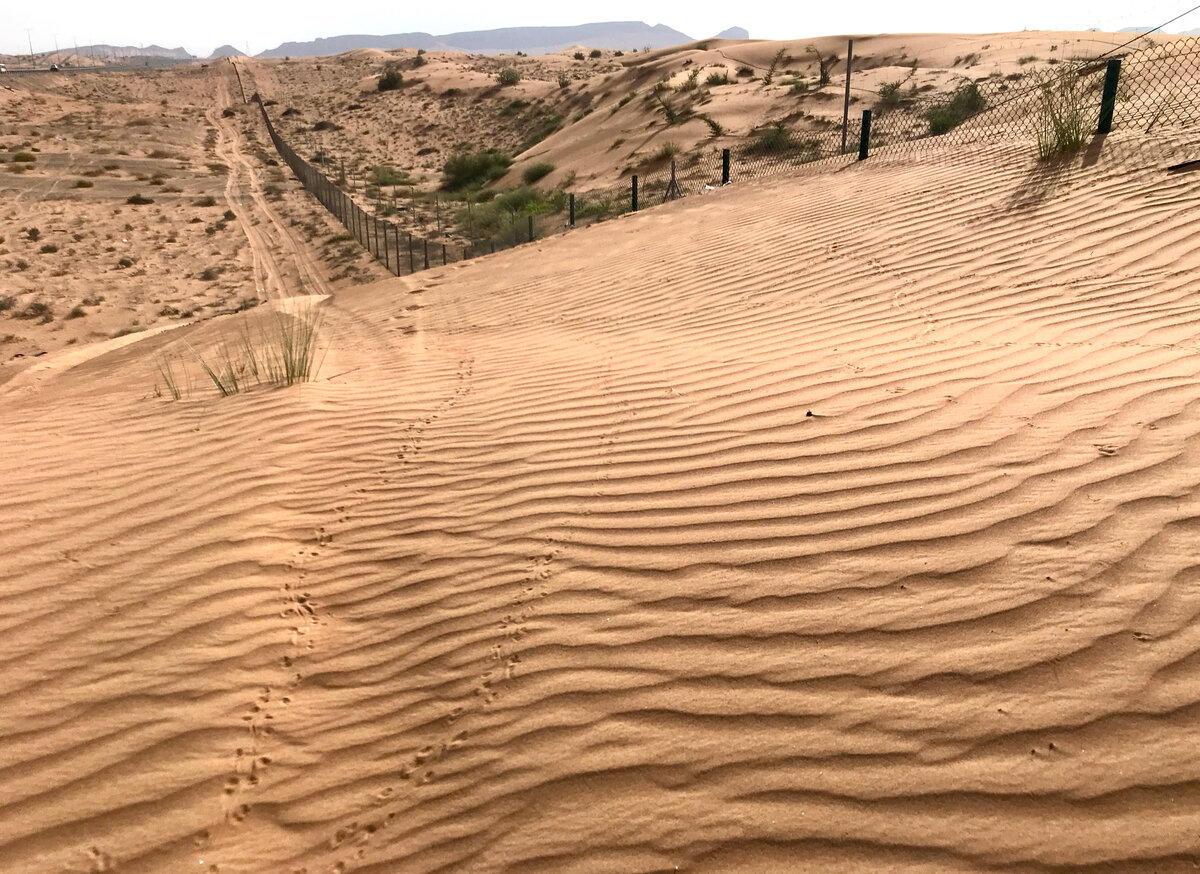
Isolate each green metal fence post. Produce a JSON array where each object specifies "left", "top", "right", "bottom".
[{"left": 1097, "top": 58, "right": 1122, "bottom": 135}]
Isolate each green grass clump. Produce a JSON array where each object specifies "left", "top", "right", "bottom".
[
  {"left": 925, "top": 81, "right": 987, "bottom": 135},
  {"left": 705, "top": 71, "right": 730, "bottom": 86},
  {"left": 1031, "top": 69, "right": 1090, "bottom": 159},
  {"left": 442, "top": 149, "right": 512, "bottom": 190},
  {"left": 522, "top": 162, "right": 554, "bottom": 185},
  {"left": 177, "top": 302, "right": 324, "bottom": 399},
  {"left": 496, "top": 68, "right": 522, "bottom": 86}
]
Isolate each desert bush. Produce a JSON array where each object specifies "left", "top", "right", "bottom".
[
  {"left": 705, "top": 71, "right": 730, "bottom": 86},
  {"left": 500, "top": 99, "right": 528, "bottom": 116},
  {"left": 744, "top": 122, "right": 794, "bottom": 154},
  {"left": 496, "top": 68, "right": 522, "bottom": 86},
  {"left": 74, "top": 179, "right": 94, "bottom": 188},
  {"left": 558, "top": 73, "right": 570, "bottom": 89},
  {"left": 0, "top": 295, "right": 14, "bottom": 312},
  {"left": 14, "top": 300, "right": 53, "bottom": 322},
  {"left": 313, "top": 120, "right": 339, "bottom": 131},
  {"left": 378, "top": 63, "right": 404, "bottom": 91},
  {"left": 66, "top": 305, "right": 86, "bottom": 319},
  {"left": 194, "top": 195, "right": 217, "bottom": 207},
  {"left": 1031, "top": 69, "right": 1090, "bottom": 159},
  {"left": 925, "top": 81, "right": 987, "bottom": 135},
  {"left": 222, "top": 107, "right": 236, "bottom": 117},
  {"left": 117, "top": 257, "right": 134, "bottom": 268},
  {"left": 370, "top": 165, "right": 413, "bottom": 186},
  {"left": 127, "top": 193, "right": 154, "bottom": 205},
  {"left": 442, "top": 149, "right": 512, "bottom": 190},
  {"left": 12, "top": 152, "right": 35, "bottom": 163},
  {"left": 223, "top": 209, "right": 236, "bottom": 221},
  {"left": 764, "top": 48, "right": 790, "bottom": 85},
  {"left": 522, "top": 162, "right": 554, "bottom": 185},
  {"left": 650, "top": 142, "right": 680, "bottom": 162},
  {"left": 412, "top": 50, "right": 427, "bottom": 68},
  {"left": 574, "top": 52, "right": 585, "bottom": 61},
  {"left": 878, "top": 80, "right": 903, "bottom": 108},
  {"left": 736, "top": 65, "right": 753, "bottom": 78},
  {"left": 26, "top": 228, "right": 40, "bottom": 242},
  {"left": 39, "top": 243, "right": 58, "bottom": 254},
  {"left": 589, "top": 49, "right": 602, "bottom": 59},
  {"left": 200, "top": 265, "right": 223, "bottom": 281}
]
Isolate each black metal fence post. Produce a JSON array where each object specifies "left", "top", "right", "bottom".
[
  {"left": 1097, "top": 58, "right": 1122, "bottom": 135},
  {"left": 858, "top": 109, "right": 872, "bottom": 161},
  {"left": 408, "top": 233, "right": 414, "bottom": 273},
  {"left": 383, "top": 221, "right": 391, "bottom": 272},
  {"left": 721, "top": 148, "right": 731, "bottom": 185},
  {"left": 569, "top": 193, "right": 575, "bottom": 228},
  {"left": 442, "top": 243, "right": 447, "bottom": 265},
  {"left": 423, "top": 238, "right": 429, "bottom": 270},
  {"left": 632, "top": 175, "right": 639, "bottom": 212}
]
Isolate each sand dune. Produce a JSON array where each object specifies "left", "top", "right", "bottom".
[
  {"left": 4, "top": 116, "right": 1200, "bottom": 872},
  {"left": 5, "top": 29, "right": 1200, "bottom": 874}
]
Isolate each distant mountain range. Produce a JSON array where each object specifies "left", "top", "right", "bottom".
[
  {"left": 257, "top": 21, "right": 742, "bottom": 58},
  {"left": 65, "top": 44, "right": 193, "bottom": 61},
  {"left": 1118, "top": 26, "right": 1200, "bottom": 35}
]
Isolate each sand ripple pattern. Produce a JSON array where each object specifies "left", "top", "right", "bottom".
[{"left": 3, "top": 131, "right": 1200, "bottom": 873}]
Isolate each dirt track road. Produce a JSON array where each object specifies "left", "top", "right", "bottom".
[{"left": 208, "top": 68, "right": 332, "bottom": 301}]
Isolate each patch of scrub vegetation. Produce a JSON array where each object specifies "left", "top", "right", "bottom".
[
  {"left": 441, "top": 149, "right": 512, "bottom": 190},
  {"left": 925, "top": 81, "right": 987, "bottom": 135}
]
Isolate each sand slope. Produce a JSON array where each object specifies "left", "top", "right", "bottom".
[{"left": 3, "top": 123, "right": 1200, "bottom": 873}]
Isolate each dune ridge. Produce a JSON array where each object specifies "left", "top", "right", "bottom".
[{"left": 2, "top": 118, "right": 1200, "bottom": 874}]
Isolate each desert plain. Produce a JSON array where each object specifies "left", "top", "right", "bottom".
[{"left": 2, "top": 28, "right": 1200, "bottom": 874}]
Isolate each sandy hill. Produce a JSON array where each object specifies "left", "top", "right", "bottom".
[
  {"left": 249, "top": 29, "right": 1176, "bottom": 248},
  {"left": 2, "top": 29, "right": 1200, "bottom": 874}
]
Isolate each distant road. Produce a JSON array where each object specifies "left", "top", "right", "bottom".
[{"left": 2, "top": 60, "right": 196, "bottom": 76}]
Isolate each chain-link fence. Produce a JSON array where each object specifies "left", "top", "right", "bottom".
[{"left": 252, "top": 35, "right": 1200, "bottom": 275}]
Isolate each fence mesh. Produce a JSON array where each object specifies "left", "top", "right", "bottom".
[{"left": 250, "top": 36, "right": 1200, "bottom": 276}]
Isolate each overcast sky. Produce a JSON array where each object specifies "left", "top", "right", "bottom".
[{"left": 5, "top": 0, "right": 1199, "bottom": 57}]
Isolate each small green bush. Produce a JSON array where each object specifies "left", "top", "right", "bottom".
[
  {"left": 522, "top": 162, "right": 554, "bottom": 185},
  {"left": 705, "top": 71, "right": 730, "bottom": 86},
  {"left": 925, "top": 81, "right": 987, "bottom": 136},
  {"left": 442, "top": 149, "right": 512, "bottom": 190},
  {"left": 378, "top": 63, "right": 405, "bottom": 91},
  {"left": 497, "top": 68, "right": 522, "bottom": 86}
]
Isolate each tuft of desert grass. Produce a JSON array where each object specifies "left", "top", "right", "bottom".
[
  {"left": 167, "top": 301, "right": 324, "bottom": 400},
  {"left": 1032, "top": 68, "right": 1091, "bottom": 160}
]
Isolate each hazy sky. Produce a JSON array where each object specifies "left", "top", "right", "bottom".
[{"left": 5, "top": 0, "right": 1199, "bottom": 57}]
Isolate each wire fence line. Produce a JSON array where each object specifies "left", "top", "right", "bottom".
[{"left": 250, "top": 35, "right": 1200, "bottom": 276}]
